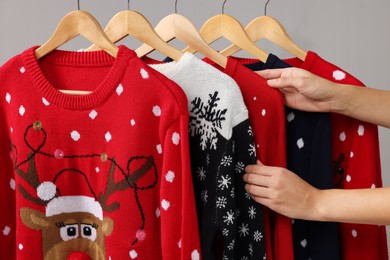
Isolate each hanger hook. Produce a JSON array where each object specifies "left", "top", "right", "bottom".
[
  {"left": 175, "top": 0, "right": 178, "bottom": 13},
  {"left": 77, "top": 0, "right": 80, "bottom": 10},
  {"left": 264, "top": 0, "right": 271, "bottom": 15},
  {"left": 222, "top": 0, "right": 227, "bottom": 14}
]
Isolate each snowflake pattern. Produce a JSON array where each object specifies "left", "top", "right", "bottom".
[
  {"left": 230, "top": 187, "right": 235, "bottom": 198},
  {"left": 221, "top": 155, "right": 233, "bottom": 166},
  {"left": 216, "top": 196, "right": 228, "bottom": 208},
  {"left": 218, "top": 175, "right": 232, "bottom": 190},
  {"left": 201, "top": 190, "right": 208, "bottom": 205},
  {"left": 223, "top": 210, "right": 235, "bottom": 225},
  {"left": 189, "top": 91, "right": 227, "bottom": 150},
  {"left": 249, "top": 244, "right": 253, "bottom": 256},
  {"left": 253, "top": 230, "right": 263, "bottom": 242},
  {"left": 248, "top": 126, "right": 253, "bottom": 136},
  {"left": 248, "top": 144, "right": 256, "bottom": 156},
  {"left": 235, "top": 161, "right": 245, "bottom": 173},
  {"left": 222, "top": 228, "right": 229, "bottom": 237},
  {"left": 238, "top": 223, "right": 249, "bottom": 237},
  {"left": 197, "top": 166, "right": 206, "bottom": 181},
  {"left": 227, "top": 239, "right": 235, "bottom": 250},
  {"left": 248, "top": 206, "right": 256, "bottom": 219}
]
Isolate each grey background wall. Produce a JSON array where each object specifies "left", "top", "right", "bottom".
[{"left": 1, "top": 0, "right": 390, "bottom": 253}]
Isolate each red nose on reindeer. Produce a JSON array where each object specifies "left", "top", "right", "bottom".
[{"left": 67, "top": 251, "right": 91, "bottom": 260}]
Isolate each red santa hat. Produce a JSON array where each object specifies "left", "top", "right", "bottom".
[{"left": 36, "top": 169, "right": 103, "bottom": 221}]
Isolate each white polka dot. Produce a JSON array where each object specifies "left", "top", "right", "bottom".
[
  {"left": 161, "top": 199, "right": 170, "bottom": 210},
  {"left": 71, "top": 130, "right": 81, "bottom": 141},
  {"left": 153, "top": 105, "right": 161, "bottom": 117},
  {"left": 129, "top": 250, "right": 138, "bottom": 259},
  {"left": 89, "top": 110, "right": 98, "bottom": 120},
  {"left": 297, "top": 138, "right": 304, "bottom": 149},
  {"left": 172, "top": 132, "right": 180, "bottom": 145},
  {"left": 19, "top": 105, "right": 25, "bottom": 116},
  {"left": 300, "top": 239, "right": 307, "bottom": 248},
  {"left": 333, "top": 70, "right": 346, "bottom": 81},
  {"left": 18, "top": 243, "right": 23, "bottom": 250},
  {"left": 351, "top": 229, "right": 358, "bottom": 237},
  {"left": 287, "top": 112, "right": 295, "bottom": 122},
  {"left": 19, "top": 67, "right": 26, "bottom": 74},
  {"left": 109, "top": 257, "right": 112, "bottom": 260},
  {"left": 5, "top": 93, "right": 11, "bottom": 104},
  {"left": 156, "top": 144, "right": 162, "bottom": 154},
  {"left": 155, "top": 208, "right": 161, "bottom": 218},
  {"left": 42, "top": 97, "right": 50, "bottom": 106},
  {"left": 130, "top": 119, "right": 136, "bottom": 126},
  {"left": 105, "top": 132, "right": 112, "bottom": 142},
  {"left": 371, "top": 184, "right": 376, "bottom": 188},
  {"left": 95, "top": 167, "right": 100, "bottom": 173},
  {"left": 346, "top": 175, "right": 352, "bottom": 182},
  {"left": 253, "top": 96, "right": 257, "bottom": 101},
  {"left": 10, "top": 127, "right": 13, "bottom": 133},
  {"left": 350, "top": 151, "right": 354, "bottom": 158},
  {"left": 9, "top": 178, "right": 15, "bottom": 190},
  {"left": 116, "top": 84, "right": 124, "bottom": 96},
  {"left": 165, "top": 171, "right": 175, "bottom": 183},
  {"left": 178, "top": 239, "right": 182, "bottom": 248},
  {"left": 191, "top": 250, "right": 200, "bottom": 260},
  {"left": 2, "top": 226, "right": 10, "bottom": 236},
  {"left": 261, "top": 109, "right": 266, "bottom": 116},
  {"left": 140, "top": 68, "right": 149, "bottom": 79},
  {"left": 357, "top": 125, "right": 365, "bottom": 136},
  {"left": 339, "top": 132, "right": 346, "bottom": 142}
]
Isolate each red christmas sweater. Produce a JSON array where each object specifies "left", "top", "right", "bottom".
[
  {"left": 203, "top": 57, "right": 293, "bottom": 260},
  {"left": 0, "top": 46, "right": 201, "bottom": 260},
  {"left": 285, "top": 52, "right": 388, "bottom": 260}
]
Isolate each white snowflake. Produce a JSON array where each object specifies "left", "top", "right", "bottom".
[
  {"left": 222, "top": 228, "right": 229, "bottom": 236},
  {"left": 221, "top": 155, "right": 233, "bottom": 166},
  {"left": 230, "top": 187, "right": 235, "bottom": 198},
  {"left": 248, "top": 126, "right": 253, "bottom": 136},
  {"left": 197, "top": 167, "right": 206, "bottom": 181},
  {"left": 248, "top": 144, "right": 256, "bottom": 156},
  {"left": 223, "top": 210, "right": 235, "bottom": 225},
  {"left": 235, "top": 161, "right": 245, "bottom": 173},
  {"left": 248, "top": 206, "right": 257, "bottom": 219},
  {"left": 201, "top": 190, "right": 208, "bottom": 205},
  {"left": 218, "top": 175, "right": 232, "bottom": 190},
  {"left": 238, "top": 223, "right": 249, "bottom": 237},
  {"left": 216, "top": 196, "right": 227, "bottom": 208},
  {"left": 206, "top": 153, "right": 210, "bottom": 165},
  {"left": 249, "top": 243, "right": 253, "bottom": 256},
  {"left": 245, "top": 191, "right": 252, "bottom": 200},
  {"left": 253, "top": 230, "right": 263, "bottom": 242},
  {"left": 227, "top": 239, "right": 235, "bottom": 250}
]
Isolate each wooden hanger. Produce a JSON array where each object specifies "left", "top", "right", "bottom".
[
  {"left": 135, "top": 13, "right": 227, "bottom": 68},
  {"left": 182, "top": 14, "right": 268, "bottom": 63},
  {"left": 35, "top": 10, "right": 118, "bottom": 59},
  {"left": 220, "top": 15, "right": 307, "bottom": 60},
  {"left": 35, "top": 9, "right": 119, "bottom": 95},
  {"left": 86, "top": 10, "right": 184, "bottom": 62}
]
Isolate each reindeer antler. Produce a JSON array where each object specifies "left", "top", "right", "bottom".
[
  {"left": 16, "top": 154, "right": 48, "bottom": 206},
  {"left": 98, "top": 156, "right": 154, "bottom": 212}
]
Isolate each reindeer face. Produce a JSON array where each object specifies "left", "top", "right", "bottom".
[{"left": 20, "top": 208, "right": 113, "bottom": 260}]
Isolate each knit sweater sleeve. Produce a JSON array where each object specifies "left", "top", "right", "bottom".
[
  {"left": 159, "top": 114, "right": 201, "bottom": 260},
  {"left": 0, "top": 64, "right": 16, "bottom": 259}
]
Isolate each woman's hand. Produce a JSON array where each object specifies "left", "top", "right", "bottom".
[
  {"left": 256, "top": 68, "right": 341, "bottom": 113},
  {"left": 244, "top": 160, "right": 322, "bottom": 220}
]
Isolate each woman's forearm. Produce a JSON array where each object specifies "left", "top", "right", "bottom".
[
  {"left": 334, "top": 84, "right": 390, "bottom": 128},
  {"left": 314, "top": 187, "right": 390, "bottom": 225}
]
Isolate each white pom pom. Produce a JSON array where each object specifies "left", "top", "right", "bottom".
[{"left": 37, "top": 181, "right": 57, "bottom": 201}]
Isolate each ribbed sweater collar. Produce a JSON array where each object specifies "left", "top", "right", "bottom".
[{"left": 21, "top": 45, "right": 134, "bottom": 110}]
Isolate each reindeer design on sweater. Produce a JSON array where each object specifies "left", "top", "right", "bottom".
[{"left": 12, "top": 123, "right": 157, "bottom": 260}]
